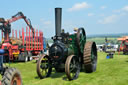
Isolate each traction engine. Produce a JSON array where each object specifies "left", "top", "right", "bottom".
[{"left": 36, "top": 8, "right": 97, "bottom": 80}]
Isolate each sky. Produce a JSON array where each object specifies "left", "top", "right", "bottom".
[{"left": 0, "top": 0, "right": 128, "bottom": 38}]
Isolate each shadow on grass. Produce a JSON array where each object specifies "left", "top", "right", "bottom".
[
  {"left": 35, "top": 76, "right": 40, "bottom": 79},
  {"left": 34, "top": 71, "right": 69, "bottom": 81},
  {"left": 62, "top": 76, "right": 69, "bottom": 81},
  {"left": 7, "top": 60, "right": 34, "bottom": 63},
  {"left": 50, "top": 72, "right": 64, "bottom": 78},
  {"left": 50, "top": 72, "right": 70, "bottom": 81}
]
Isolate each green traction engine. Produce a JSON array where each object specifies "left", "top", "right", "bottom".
[{"left": 36, "top": 8, "right": 97, "bottom": 80}]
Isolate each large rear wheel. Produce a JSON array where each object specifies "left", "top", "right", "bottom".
[
  {"left": 77, "top": 28, "right": 86, "bottom": 54},
  {"left": 83, "top": 41, "right": 97, "bottom": 73},
  {"left": 37, "top": 54, "right": 52, "bottom": 79},
  {"left": 1, "top": 68, "right": 22, "bottom": 85},
  {"left": 65, "top": 55, "right": 80, "bottom": 80}
]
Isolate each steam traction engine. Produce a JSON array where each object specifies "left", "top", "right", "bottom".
[{"left": 36, "top": 8, "right": 97, "bottom": 80}]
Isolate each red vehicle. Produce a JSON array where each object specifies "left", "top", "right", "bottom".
[
  {"left": 117, "top": 36, "right": 128, "bottom": 54},
  {"left": 0, "top": 12, "right": 43, "bottom": 62}
]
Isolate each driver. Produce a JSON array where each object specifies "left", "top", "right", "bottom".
[{"left": 74, "top": 27, "right": 78, "bottom": 34}]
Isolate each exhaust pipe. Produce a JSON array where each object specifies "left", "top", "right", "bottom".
[{"left": 55, "top": 8, "right": 62, "bottom": 37}]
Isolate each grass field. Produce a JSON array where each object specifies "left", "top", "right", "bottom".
[
  {"left": 1, "top": 52, "right": 128, "bottom": 85},
  {"left": 87, "top": 37, "right": 118, "bottom": 45},
  {"left": 48, "top": 37, "right": 118, "bottom": 45}
]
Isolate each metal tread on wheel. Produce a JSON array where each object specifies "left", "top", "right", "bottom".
[
  {"left": 1, "top": 68, "right": 22, "bottom": 85},
  {"left": 83, "top": 41, "right": 97, "bottom": 73}
]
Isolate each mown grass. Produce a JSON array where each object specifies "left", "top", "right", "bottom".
[
  {"left": 87, "top": 37, "right": 118, "bottom": 44},
  {"left": 1, "top": 52, "right": 128, "bottom": 85}
]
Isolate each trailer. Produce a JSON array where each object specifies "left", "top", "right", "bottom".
[{"left": 32, "top": 37, "right": 48, "bottom": 61}]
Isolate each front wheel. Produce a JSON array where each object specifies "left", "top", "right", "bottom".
[
  {"left": 36, "top": 54, "right": 52, "bottom": 79},
  {"left": 65, "top": 55, "right": 80, "bottom": 80},
  {"left": 1, "top": 68, "right": 22, "bottom": 85}
]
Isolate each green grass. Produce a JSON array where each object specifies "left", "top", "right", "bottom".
[
  {"left": 47, "top": 37, "right": 118, "bottom": 45},
  {"left": 87, "top": 37, "right": 118, "bottom": 44},
  {"left": 1, "top": 52, "right": 128, "bottom": 85}
]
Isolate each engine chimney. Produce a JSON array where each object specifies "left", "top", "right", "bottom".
[{"left": 55, "top": 8, "right": 62, "bottom": 37}]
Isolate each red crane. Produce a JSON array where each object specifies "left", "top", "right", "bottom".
[{"left": 0, "top": 12, "right": 34, "bottom": 42}]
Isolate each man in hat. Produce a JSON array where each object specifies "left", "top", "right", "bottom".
[{"left": 74, "top": 27, "right": 78, "bottom": 34}]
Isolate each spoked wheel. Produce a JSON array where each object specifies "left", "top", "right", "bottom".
[
  {"left": 1, "top": 68, "right": 22, "bottom": 85},
  {"left": 83, "top": 41, "right": 97, "bottom": 73},
  {"left": 65, "top": 55, "right": 80, "bottom": 80},
  {"left": 37, "top": 54, "right": 52, "bottom": 79},
  {"left": 77, "top": 27, "right": 86, "bottom": 54}
]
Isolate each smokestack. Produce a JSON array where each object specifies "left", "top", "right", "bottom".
[{"left": 55, "top": 8, "right": 62, "bottom": 37}]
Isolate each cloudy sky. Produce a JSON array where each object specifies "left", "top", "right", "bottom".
[{"left": 0, "top": 0, "right": 128, "bottom": 38}]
